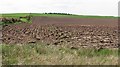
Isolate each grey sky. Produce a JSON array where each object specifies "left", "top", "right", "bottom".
[{"left": 0, "top": 0, "right": 119, "bottom": 16}]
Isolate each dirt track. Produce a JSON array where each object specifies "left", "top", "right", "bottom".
[{"left": 2, "top": 16, "right": 118, "bottom": 49}]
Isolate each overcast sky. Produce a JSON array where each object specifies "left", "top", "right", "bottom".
[{"left": 0, "top": 0, "right": 119, "bottom": 16}]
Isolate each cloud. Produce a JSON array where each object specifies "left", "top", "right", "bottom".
[{"left": 0, "top": 0, "right": 119, "bottom": 16}]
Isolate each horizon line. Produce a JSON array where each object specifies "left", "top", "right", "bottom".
[{"left": 0, "top": 12, "right": 118, "bottom": 17}]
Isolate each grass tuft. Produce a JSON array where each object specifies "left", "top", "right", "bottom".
[{"left": 1, "top": 43, "right": 119, "bottom": 65}]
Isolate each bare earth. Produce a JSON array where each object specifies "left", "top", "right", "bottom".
[
  {"left": 32, "top": 16, "right": 118, "bottom": 26},
  {"left": 2, "top": 16, "right": 118, "bottom": 49}
]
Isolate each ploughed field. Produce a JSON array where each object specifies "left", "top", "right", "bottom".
[{"left": 2, "top": 16, "right": 118, "bottom": 49}]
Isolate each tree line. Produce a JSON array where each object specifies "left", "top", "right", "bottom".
[{"left": 43, "top": 13, "right": 73, "bottom": 15}]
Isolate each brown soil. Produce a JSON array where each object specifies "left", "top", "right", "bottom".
[
  {"left": 2, "top": 16, "right": 118, "bottom": 49},
  {"left": 32, "top": 16, "right": 118, "bottom": 26}
]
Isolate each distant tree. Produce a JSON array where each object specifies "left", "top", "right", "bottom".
[{"left": 43, "top": 13, "right": 73, "bottom": 15}]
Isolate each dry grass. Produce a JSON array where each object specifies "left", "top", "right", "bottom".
[{"left": 1, "top": 43, "right": 119, "bottom": 65}]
